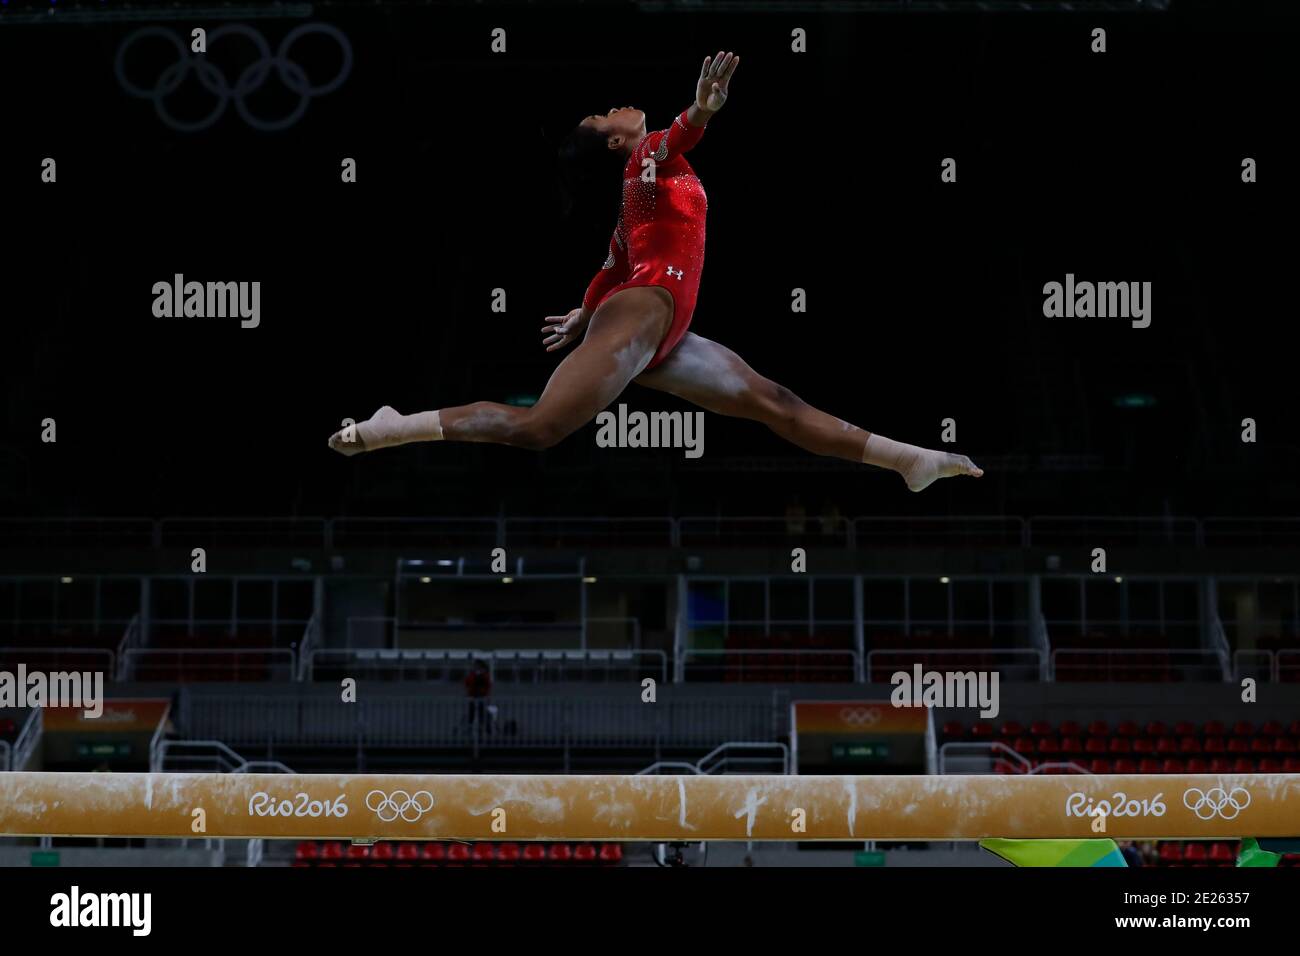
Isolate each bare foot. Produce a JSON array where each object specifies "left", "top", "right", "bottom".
[
  {"left": 899, "top": 449, "right": 983, "bottom": 493},
  {"left": 328, "top": 406, "right": 404, "bottom": 456}
]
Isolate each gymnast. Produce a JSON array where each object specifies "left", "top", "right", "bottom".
[{"left": 329, "top": 51, "right": 981, "bottom": 492}]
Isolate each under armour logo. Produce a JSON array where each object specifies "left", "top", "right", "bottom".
[{"left": 666, "top": 266, "right": 683, "bottom": 280}]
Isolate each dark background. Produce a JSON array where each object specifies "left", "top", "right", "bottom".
[{"left": 1, "top": 0, "right": 1295, "bottom": 523}]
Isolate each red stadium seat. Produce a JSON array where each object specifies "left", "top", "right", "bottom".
[
  {"left": 1232, "top": 721, "right": 1255, "bottom": 737},
  {"left": 1059, "top": 720, "right": 1082, "bottom": 736},
  {"left": 1186, "top": 758, "right": 1209, "bottom": 773},
  {"left": 1108, "top": 738, "right": 1131, "bottom": 754},
  {"left": 1037, "top": 738, "right": 1060, "bottom": 755},
  {"left": 1203, "top": 737, "right": 1225, "bottom": 754},
  {"left": 971, "top": 722, "right": 995, "bottom": 738},
  {"left": 472, "top": 843, "right": 495, "bottom": 863},
  {"left": 1209, "top": 758, "right": 1233, "bottom": 773},
  {"left": 397, "top": 844, "right": 420, "bottom": 862},
  {"left": 422, "top": 843, "right": 447, "bottom": 863},
  {"left": 574, "top": 844, "right": 597, "bottom": 862},
  {"left": 1233, "top": 758, "right": 1255, "bottom": 773},
  {"left": 1159, "top": 842, "right": 1184, "bottom": 862},
  {"left": 498, "top": 843, "right": 521, "bottom": 862},
  {"left": 1139, "top": 759, "right": 1161, "bottom": 774},
  {"left": 1060, "top": 736, "right": 1082, "bottom": 754},
  {"left": 1115, "top": 721, "right": 1139, "bottom": 737},
  {"left": 1085, "top": 738, "right": 1107, "bottom": 754},
  {"left": 346, "top": 844, "right": 370, "bottom": 862},
  {"left": 1287, "top": 758, "right": 1300, "bottom": 773},
  {"left": 941, "top": 721, "right": 965, "bottom": 739},
  {"left": 1162, "top": 758, "right": 1186, "bottom": 773},
  {"left": 1173, "top": 721, "right": 1196, "bottom": 736},
  {"left": 321, "top": 842, "right": 344, "bottom": 861},
  {"left": 1180, "top": 736, "right": 1202, "bottom": 754},
  {"left": 1228, "top": 738, "right": 1249, "bottom": 754},
  {"left": 1251, "top": 738, "right": 1273, "bottom": 753},
  {"left": 548, "top": 844, "right": 573, "bottom": 862},
  {"left": 1113, "top": 759, "right": 1138, "bottom": 773},
  {"left": 1087, "top": 721, "right": 1109, "bottom": 737},
  {"left": 1184, "top": 843, "right": 1208, "bottom": 862},
  {"left": 1277, "top": 738, "right": 1297, "bottom": 754},
  {"left": 599, "top": 844, "right": 624, "bottom": 864},
  {"left": 1209, "top": 843, "right": 1235, "bottom": 863},
  {"left": 1133, "top": 738, "right": 1155, "bottom": 755},
  {"left": 1013, "top": 736, "right": 1036, "bottom": 755},
  {"left": 295, "top": 841, "right": 318, "bottom": 861},
  {"left": 447, "top": 843, "right": 471, "bottom": 863},
  {"left": 373, "top": 843, "right": 394, "bottom": 862},
  {"left": 1088, "top": 759, "right": 1112, "bottom": 774},
  {"left": 523, "top": 844, "right": 547, "bottom": 862},
  {"left": 999, "top": 721, "right": 1023, "bottom": 737},
  {"left": 1203, "top": 720, "right": 1226, "bottom": 736},
  {"left": 1259, "top": 759, "right": 1283, "bottom": 772},
  {"left": 1261, "top": 720, "right": 1284, "bottom": 736},
  {"left": 1030, "top": 720, "right": 1053, "bottom": 736}
]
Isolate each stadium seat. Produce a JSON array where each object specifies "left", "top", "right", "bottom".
[
  {"left": 1139, "top": 759, "right": 1161, "bottom": 774},
  {"left": 1173, "top": 721, "right": 1196, "bottom": 736},
  {"left": 1233, "top": 721, "right": 1255, "bottom": 737},
  {"left": 1203, "top": 720, "right": 1226, "bottom": 736},
  {"left": 998, "top": 721, "right": 1023, "bottom": 737},
  {"left": 447, "top": 843, "right": 471, "bottom": 863},
  {"left": 1108, "top": 738, "right": 1131, "bottom": 754},
  {"left": 321, "top": 842, "right": 344, "bottom": 861},
  {"left": 472, "top": 843, "right": 495, "bottom": 864},
  {"left": 1209, "top": 758, "right": 1233, "bottom": 773},
  {"left": 1184, "top": 843, "right": 1208, "bottom": 862},
  {"left": 1203, "top": 737, "right": 1225, "bottom": 754},
  {"left": 498, "top": 843, "right": 520, "bottom": 862},
  {"left": 1180, "top": 735, "right": 1202, "bottom": 753},
  {"left": 574, "top": 844, "right": 597, "bottom": 862},
  {"left": 1058, "top": 720, "right": 1082, "bottom": 736},
  {"left": 422, "top": 843, "right": 447, "bottom": 863},
  {"left": 1115, "top": 720, "right": 1139, "bottom": 737},
  {"left": 523, "top": 844, "right": 547, "bottom": 862},
  {"left": 1030, "top": 720, "right": 1053, "bottom": 736},
  {"left": 599, "top": 844, "right": 624, "bottom": 864},
  {"left": 1060, "top": 736, "right": 1082, "bottom": 754},
  {"left": 1085, "top": 738, "right": 1107, "bottom": 754},
  {"left": 295, "top": 841, "right": 318, "bottom": 861},
  {"left": 548, "top": 844, "right": 573, "bottom": 862},
  {"left": 1087, "top": 721, "right": 1109, "bottom": 737},
  {"left": 1186, "top": 758, "right": 1209, "bottom": 773},
  {"left": 1209, "top": 843, "right": 1235, "bottom": 864},
  {"left": 1113, "top": 759, "right": 1138, "bottom": 773},
  {"left": 1088, "top": 759, "right": 1111, "bottom": 773},
  {"left": 1261, "top": 720, "right": 1284, "bottom": 736},
  {"left": 1161, "top": 758, "right": 1186, "bottom": 773},
  {"left": 941, "top": 721, "right": 964, "bottom": 739},
  {"left": 1233, "top": 758, "right": 1255, "bottom": 773},
  {"left": 1159, "top": 842, "right": 1184, "bottom": 862}
]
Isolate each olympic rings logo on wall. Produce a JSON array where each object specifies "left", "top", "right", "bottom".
[
  {"left": 114, "top": 23, "right": 353, "bottom": 133},
  {"left": 1182, "top": 787, "right": 1251, "bottom": 821},
  {"left": 366, "top": 789, "right": 436, "bottom": 823},
  {"left": 838, "top": 706, "right": 881, "bottom": 728}
]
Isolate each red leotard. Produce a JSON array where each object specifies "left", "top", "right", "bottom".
[{"left": 582, "top": 110, "right": 707, "bottom": 369}]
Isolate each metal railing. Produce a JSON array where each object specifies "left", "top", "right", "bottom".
[
  {"left": 1279, "top": 650, "right": 1300, "bottom": 683},
  {"left": 638, "top": 741, "right": 790, "bottom": 775},
  {"left": 307, "top": 647, "right": 668, "bottom": 684},
  {"left": 12, "top": 709, "right": 42, "bottom": 772},
  {"left": 116, "top": 614, "right": 142, "bottom": 680},
  {"left": 1232, "top": 649, "right": 1276, "bottom": 683},
  {"left": 153, "top": 738, "right": 294, "bottom": 774},
  {"left": 185, "top": 694, "right": 777, "bottom": 750},
  {"left": 296, "top": 615, "right": 320, "bottom": 682},
  {"left": 0, "top": 646, "right": 115, "bottom": 675},
  {"left": 938, "top": 740, "right": 1087, "bottom": 776},
  {"left": 123, "top": 647, "right": 297, "bottom": 682},
  {"left": 1049, "top": 647, "right": 1227, "bottom": 682},
  {"left": 0, "top": 741, "right": 9, "bottom": 772},
  {"left": 866, "top": 647, "right": 1045, "bottom": 682},
  {"left": 681, "top": 648, "right": 859, "bottom": 683},
  {"left": 7, "top": 514, "right": 1300, "bottom": 550}
]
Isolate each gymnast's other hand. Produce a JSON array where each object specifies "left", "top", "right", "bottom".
[{"left": 542, "top": 307, "right": 590, "bottom": 352}]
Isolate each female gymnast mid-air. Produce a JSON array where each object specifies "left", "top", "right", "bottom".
[{"left": 329, "top": 51, "right": 982, "bottom": 492}]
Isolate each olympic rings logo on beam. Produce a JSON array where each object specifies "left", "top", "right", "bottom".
[
  {"left": 366, "top": 789, "right": 436, "bottom": 823},
  {"left": 1182, "top": 787, "right": 1251, "bottom": 821},
  {"left": 114, "top": 23, "right": 353, "bottom": 133},
  {"left": 838, "top": 706, "right": 881, "bottom": 728}
]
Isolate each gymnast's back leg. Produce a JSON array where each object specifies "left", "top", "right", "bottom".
[{"left": 634, "top": 332, "right": 982, "bottom": 492}]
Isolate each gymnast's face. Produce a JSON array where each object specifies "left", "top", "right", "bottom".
[{"left": 581, "top": 106, "right": 646, "bottom": 153}]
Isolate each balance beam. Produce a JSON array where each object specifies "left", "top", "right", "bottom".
[{"left": 0, "top": 772, "right": 1295, "bottom": 841}]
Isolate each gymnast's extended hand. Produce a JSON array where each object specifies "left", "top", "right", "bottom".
[
  {"left": 690, "top": 50, "right": 739, "bottom": 125},
  {"left": 541, "top": 306, "right": 591, "bottom": 352}
]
